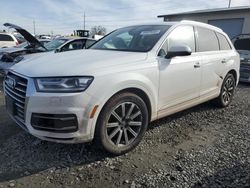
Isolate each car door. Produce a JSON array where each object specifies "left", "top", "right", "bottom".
[
  {"left": 157, "top": 25, "right": 202, "bottom": 112},
  {"left": 195, "top": 27, "right": 228, "bottom": 98}
]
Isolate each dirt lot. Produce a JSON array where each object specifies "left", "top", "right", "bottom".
[{"left": 0, "top": 77, "right": 249, "bottom": 188}]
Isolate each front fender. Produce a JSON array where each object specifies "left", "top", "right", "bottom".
[{"left": 86, "top": 71, "right": 159, "bottom": 138}]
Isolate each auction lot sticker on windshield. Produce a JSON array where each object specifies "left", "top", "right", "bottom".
[{"left": 140, "top": 30, "right": 161, "bottom": 35}]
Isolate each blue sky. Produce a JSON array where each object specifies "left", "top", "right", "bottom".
[{"left": 0, "top": 0, "right": 250, "bottom": 35}]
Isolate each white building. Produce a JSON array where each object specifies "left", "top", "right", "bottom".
[{"left": 158, "top": 6, "right": 250, "bottom": 39}]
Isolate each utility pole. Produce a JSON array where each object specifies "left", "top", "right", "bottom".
[
  {"left": 83, "top": 12, "right": 86, "bottom": 30},
  {"left": 33, "top": 20, "right": 36, "bottom": 35},
  {"left": 228, "top": 0, "right": 232, "bottom": 8}
]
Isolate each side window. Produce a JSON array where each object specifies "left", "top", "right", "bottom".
[
  {"left": 61, "top": 40, "right": 84, "bottom": 51},
  {"left": 158, "top": 25, "right": 195, "bottom": 57},
  {"left": 197, "top": 27, "right": 219, "bottom": 52},
  {"left": 216, "top": 33, "right": 231, "bottom": 50},
  {"left": 85, "top": 40, "right": 96, "bottom": 48},
  {"left": 0, "top": 34, "right": 14, "bottom": 41}
]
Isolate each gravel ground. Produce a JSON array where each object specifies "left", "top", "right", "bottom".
[{"left": 0, "top": 77, "right": 249, "bottom": 188}]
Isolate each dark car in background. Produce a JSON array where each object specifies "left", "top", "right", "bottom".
[{"left": 232, "top": 34, "right": 250, "bottom": 83}]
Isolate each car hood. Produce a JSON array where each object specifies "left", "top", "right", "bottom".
[
  {"left": 0, "top": 47, "right": 25, "bottom": 54},
  {"left": 21, "top": 51, "right": 52, "bottom": 62},
  {"left": 4, "top": 23, "right": 46, "bottom": 50},
  {"left": 11, "top": 49, "right": 148, "bottom": 77}
]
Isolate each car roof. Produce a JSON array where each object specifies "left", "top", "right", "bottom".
[
  {"left": 0, "top": 32, "right": 13, "bottom": 36},
  {"left": 123, "top": 20, "right": 223, "bottom": 33},
  {"left": 58, "top": 37, "right": 96, "bottom": 41},
  {"left": 231, "top": 34, "right": 250, "bottom": 41},
  {"left": 38, "top": 39, "right": 51, "bottom": 41}
]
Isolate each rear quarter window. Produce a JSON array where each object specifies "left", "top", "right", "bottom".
[
  {"left": 196, "top": 27, "right": 219, "bottom": 52},
  {"left": 0, "top": 34, "right": 14, "bottom": 41},
  {"left": 217, "top": 33, "right": 231, "bottom": 50}
]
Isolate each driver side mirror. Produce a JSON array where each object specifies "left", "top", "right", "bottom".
[{"left": 165, "top": 45, "right": 192, "bottom": 59}]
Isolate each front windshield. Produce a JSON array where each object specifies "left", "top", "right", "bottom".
[
  {"left": 234, "top": 38, "right": 250, "bottom": 51},
  {"left": 90, "top": 25, "right": 171, "bottom": 52},
  {"left": 42, "top": 38, "right": 68, "bottom": 51}
]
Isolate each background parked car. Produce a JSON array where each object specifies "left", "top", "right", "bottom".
[
  {"left": 0, "top": 32, "right": 25, "bottom": 48},
  {"left": 0, "top": 23, "right": 96, "bottom": 74},
  {"left": 232, "top": 34, "right": 250, "bottom": 83},
  {"left": 0, "top": 39, "right": 51, "bottom": 56}
]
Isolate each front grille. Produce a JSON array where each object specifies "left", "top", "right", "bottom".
[{"left": 4, "top": 72, "right": 28, "bottom": 124}]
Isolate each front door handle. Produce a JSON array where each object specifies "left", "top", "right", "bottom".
[{"left": 194, "top": 62, "right": 200, "bottom": 68}]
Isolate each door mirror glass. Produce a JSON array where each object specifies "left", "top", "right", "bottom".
[{"left": 165, "top": 45, "right": 192, "bottom": 59}]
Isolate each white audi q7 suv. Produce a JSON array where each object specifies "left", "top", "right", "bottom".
[{"left": 4, "top": 21, "right": 240, "bottom": 154}]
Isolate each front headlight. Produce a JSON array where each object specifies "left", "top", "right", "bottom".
[{"left": 35, "top": 76, "right": 94, "bottom": 92}]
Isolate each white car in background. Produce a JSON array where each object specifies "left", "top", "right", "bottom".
[
  {"left": 0, "top": 32, "right": 23, "bottom": 48},
  {"left": 5, "top": 21, "right": 240, "bottom": 155}
]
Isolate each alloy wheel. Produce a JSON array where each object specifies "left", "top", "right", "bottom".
[
  {"left": 222, "top": 76, "right": 235, "bottom": 105},
  {"left": 106, "top": 102, "right": 143, "bottom": 147}
]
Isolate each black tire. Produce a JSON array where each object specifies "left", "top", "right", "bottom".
[
  {"left": 214, "top": 73, "right": 236, "bottom": 108},
  {"left": 95, "top": 92, "right": 149, "bottom": 155}
]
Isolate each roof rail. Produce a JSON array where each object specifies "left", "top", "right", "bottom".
[{"left": 180, "top": 20, "right": 223, "bottom": 32}]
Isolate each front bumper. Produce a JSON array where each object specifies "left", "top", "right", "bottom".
[{"left": 4, "top": 72, "right": 99, "bottom": 143}]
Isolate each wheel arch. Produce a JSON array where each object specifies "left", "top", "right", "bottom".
[
  {"left": 107, "top": 87, "right": 152, "bottom": 122},
  {"left": 90, "top": 85, "right": 156, "bottom": 140},
  {"left": 228, "top": 69, "right": 238, "bottom": 85}
]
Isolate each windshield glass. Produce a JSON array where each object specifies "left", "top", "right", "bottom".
[
  {"left": 234, "top": 38, "right": 250, "bottom": 51},
  {"left": 90, "top": 25, "right": 171, "bottom": 52},
  {"left": 41, "top": 38, "right": 69, "bottom": 51}
]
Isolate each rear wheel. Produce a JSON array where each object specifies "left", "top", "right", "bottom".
[
  {"left": 214, "top": 73, "right": 236, "bottom": 107},
  {"left": 95, "top": 92, "right": 149, "bottom": 155}
]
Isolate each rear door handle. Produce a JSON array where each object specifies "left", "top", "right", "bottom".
[
  {"left": 194, "top": 62, "right": 200, "bottom": 68},
  {"left": 221, "top": 59, "right": 228, "bottom": 64}
]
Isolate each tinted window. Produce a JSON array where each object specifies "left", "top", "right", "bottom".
[
  {"left": 61, "top": 40, "right": 84, "bottom": 51},
  {"left": 217, "top": 33, "right": 231, "bottom": 50},
  {"left": 91, "top": 25, "right": 171, "bottom": 52},
  {"left": 39, "top": 40, "right": 51, "bottom": 46},
  {"left": 197, "top": 27, "right": 219, "bottom": 52},
  {"left": 85, "top": 40, "right": 96, "bottom": 48},
  {"left": 42, "top": 38, "right": 68, "bottom": 51},
  {"left": 0, "top": 34, "right": 14, "bottom": 41},
  {"left": 234, "top": 38, "right": 250, "bottom": 51},
  {"left": 158, "top": 25, "right": 195, "bottom": 57}
]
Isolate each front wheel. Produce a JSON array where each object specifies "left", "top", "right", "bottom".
[
  {"left": 95, "top": 92, "right": 149, "bottom": 155},
  {"left": 214, "top": 73, "right": 236, "bottom": 107}
]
